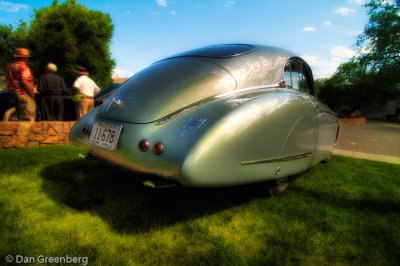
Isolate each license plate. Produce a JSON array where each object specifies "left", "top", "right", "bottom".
[{"left": 89, "top": 122, "right": 123, "bottom": 150}]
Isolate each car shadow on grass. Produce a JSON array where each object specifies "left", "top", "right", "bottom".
[{"left": 40, "top": 158, "right": 267, "bottom": 234}]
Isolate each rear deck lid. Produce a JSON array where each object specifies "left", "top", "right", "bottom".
[{"left": 97, "top": 57, "right": 236, "bottom": 123}]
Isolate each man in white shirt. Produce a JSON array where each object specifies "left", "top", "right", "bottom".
[{"left": 73, "top": 66, "right": 100, "bottom": 119}]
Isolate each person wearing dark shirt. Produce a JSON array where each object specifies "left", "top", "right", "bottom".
[{"left": 38, "top": 63, "right": 68, "bottom": 121}]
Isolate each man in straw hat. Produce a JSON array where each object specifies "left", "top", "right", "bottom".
[
  {"left": 38, "top": 63, "right": 68, "bottom": 121},
  {"left": 6, "top": 48, "right": 36, "bottom": 121},
  {"left": 73, "top": 65, "right": 100, "bottom": 119}
]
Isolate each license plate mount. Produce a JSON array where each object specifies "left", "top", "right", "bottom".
[{"left": 89, "top": 122, "right": 123, "bottom": 150}]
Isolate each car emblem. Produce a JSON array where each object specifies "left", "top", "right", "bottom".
[
  {"left": 104, "top": 97, "right": 122, "bottom": 112},
  {"left": 179, "top": 117, "right": 206, "bottom": 139}
]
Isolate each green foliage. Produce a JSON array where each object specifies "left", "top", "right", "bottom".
[
  {"left": 317, "top": 0, "right": 400, "bottom": 112},
  {"left": 316, "top": 60, "right": 398, "bottom": 111},
  {"left": 27, "top": 1, "right": 115, "bottom": 87},
  {"left": 21, "top": 1, "right": 115, "bottom": 86},
  {"left": 0, "top": 23, "right": 28, "bottom": 72},
  {"left": 0, "top": 25, "right": 13, "bottom": 71},
  {"left": 0, "top": 146, "right": 399, "bottom": 265},
  {"left": 0, "top": 1, "right": 115, "bottom": 87},
  {"left": 315, "top": 78, "right": 344, "bottom": 111},
  {"left": 355, "top": 0, "right": 400, "bottom": 103},
  {"left": 356, "top": 0, "right": 400, "bottom": 70}
]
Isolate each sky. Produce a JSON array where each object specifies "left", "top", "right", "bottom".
[{"left": 0, "top": 0, "right": 369, "bottom": 79}]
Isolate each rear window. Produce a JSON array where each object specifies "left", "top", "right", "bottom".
[{"left": 172, "top": 44, "right": 256, "bottom": 58}]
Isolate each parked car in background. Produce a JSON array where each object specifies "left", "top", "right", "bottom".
[
  {"left": 69, "top": 44, "right": 338, "bottom": 195},
  {"left": 0, "top": 88, "right": 14, "bottom": 121},
  {"left": 0, "top": 89, "right": 75, "bottom": 121},
  {"left": 0, "top": 83, "right": 121, "bottom": 121}
]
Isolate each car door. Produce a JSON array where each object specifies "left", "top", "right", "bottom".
[
  {"left": 299, "top": 62, "right": 338, "bottom": 164},
  {"left": 278, "top": 59, "right": 317, "bottom": 171}
]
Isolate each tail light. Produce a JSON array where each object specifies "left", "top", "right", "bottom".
[
  {"left": 152, "top": 142, "right": 164, "bottom": 155},
  {"left": 138, "top": 139, "right": 150, "bottom": 152}
]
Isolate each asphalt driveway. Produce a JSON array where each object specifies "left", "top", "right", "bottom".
[{"left": 334, "top": 120, "right": 400, "bottom": 164}]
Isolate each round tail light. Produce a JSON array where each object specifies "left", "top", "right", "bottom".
[
  {"left": 138, "top": 139, "right": 150, "bottom": 152},
  {"left": 152, "top": 142, "right": 164, "bottom": 155}
]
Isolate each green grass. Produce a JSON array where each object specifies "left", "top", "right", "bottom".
[{"left": 0, "top": 146, "right": 399, "bottom": 265}]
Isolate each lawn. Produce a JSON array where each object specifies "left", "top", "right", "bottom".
[{"left": 0, "top": 146, "right": 399, "bottom": 265}]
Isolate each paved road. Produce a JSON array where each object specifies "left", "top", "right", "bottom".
[{"left": 333, "top": 120, "right": 400, "bottom": 164}]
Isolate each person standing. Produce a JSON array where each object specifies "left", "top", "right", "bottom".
[
  {"left": 73, "top": 66, "right": 100, "bottom": 119},
  {"left": 38, "top": 63, "right": 68, "bottom": 121},
  {"left": 6, "top": 48, "right": 36, "bottom": 121}
]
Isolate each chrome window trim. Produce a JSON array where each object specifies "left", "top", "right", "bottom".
[{"left": 155, "top": 84, "right": 281, "bottom": 125}]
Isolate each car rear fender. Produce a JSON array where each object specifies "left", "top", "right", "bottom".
[{"left": 180, "top": 90, "right": 317, "bottom": 187}]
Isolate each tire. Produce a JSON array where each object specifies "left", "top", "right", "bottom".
[
  {"left": 2, "top": 107, "right": 17, "bottom": 121},
  {"left": 320, "top": 153, "right": 332, "bottom": 164},
  {"left": 268, "top": 176, "right": 289, "bottom": 197}
]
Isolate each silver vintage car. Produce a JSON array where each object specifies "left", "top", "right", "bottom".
[{"left": 69, "top": 44, "right": 338, "bottom": 195}]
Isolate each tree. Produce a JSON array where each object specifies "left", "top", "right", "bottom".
[
  {"left": 356, "top": 0, "right": 400, "bottom": 107},
  {"left": 0, "top": 23, "right": 28, "bottom": 72},
  {"left": 317, "top": 0, "right": 400, "bottom": 113},
  {"left": 315, "top": 78, "right": 345, "bottom": 111},
  {"left": 27, "top": 0, "right": 115, "bottom": 87},
  {"left": 356, "top": 0, "right": 400, "bottom": 70},
  {"left": 316, "top": 60, "right": 382, "bottom": 111}
]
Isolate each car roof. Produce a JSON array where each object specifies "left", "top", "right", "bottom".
[
  {"left": 169, "top": 44, "right": 295, "bottom": 60},
  {"left": 165, "top": 44, "right": 295, "bottom": 89}
]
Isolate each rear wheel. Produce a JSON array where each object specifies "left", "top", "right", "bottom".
[
  {"left": 268, "top": 176, "right": 289, "bottom": 197},
  {"left": 3, "top": 107, "right": 17, "bottom": 121},
  {"left": 320, "top": 153, "right": 332, "bottom": 164}
]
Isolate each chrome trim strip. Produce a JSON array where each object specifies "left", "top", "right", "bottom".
[
  {"left": 318, "top": 110, "right": 337, "bottom": 116},
  {"left": 155, "top": 84, "right": 282, "bottom": 125},
  {"left": 241, "top": 152, "right": 312, "bottom": 165}
]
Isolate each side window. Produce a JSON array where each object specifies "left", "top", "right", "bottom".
[
  {"left": 283, "top": 62, "right": 292, "bottom": 88},
  {"left": 283, "top": 59, "right": 314, "bottom": 96},
  {"left": 291, "top": 61, "right": 301, "bottom": 90},
  {"left": 298, "top": 71, "right": 308, "bottom": 93}
]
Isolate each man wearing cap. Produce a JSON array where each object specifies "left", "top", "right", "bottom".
[
  {"left": 6, "top": 48, "right": 36, "bottom": 121},
  {"left": 73, "top": 66, "right": 100, "bottom": 119},
  {"left": 38, "top": 63, "right": 68, "bottom": 121}
]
